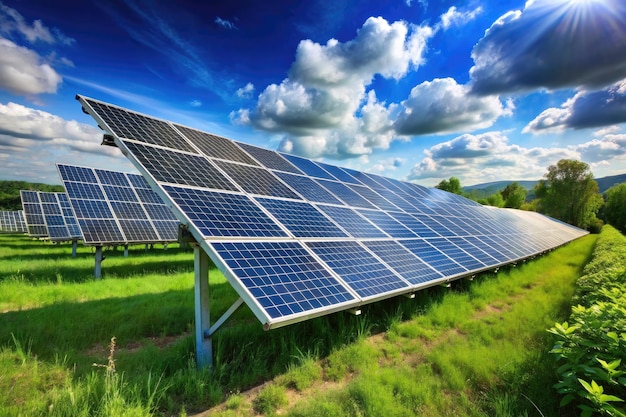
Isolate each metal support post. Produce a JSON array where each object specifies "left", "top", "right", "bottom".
[
  {"left": 194, "top": 245, "right": 212, "bottom": 368},
  {"left": 124, "top": 244, "right": 129, "bottom": 257},
  {"left": 71, "top": 240, "right": 77, "bottom": 258},
  {"left": 95, "top": 246, "right": 103, "bottom": 279}
]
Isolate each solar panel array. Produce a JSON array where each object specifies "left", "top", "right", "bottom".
[
  {"left": 19, "top": 191, "right": 82, "bottom": 241},
  {"left": 0, "top": 210, "right": 27, "bottom": 233},
  {"left": 77, "top": 95, "right": 588, "bottom": 330},
  {"left": 57, "top": 164, "right": 179, "bottom": 245}
]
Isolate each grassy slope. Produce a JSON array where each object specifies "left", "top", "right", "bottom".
[{"left": 0, "top": 232, "right": 597, "bottom": 416}]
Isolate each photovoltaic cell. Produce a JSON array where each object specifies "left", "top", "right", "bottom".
[
  {"left": 387, "top": 211, "right": 439, "bottom": 238},
  {"left": 427, "top": 238, "right": 486, "bottom": 272},
  {"left": 83, "top": 98, "right": 196, "bottom": 153},
  {"left": 212, "top": 241, "right": 356, "bottom": 319},
  {"left": 174, "top": 124, "right": 259, "bottom": 165},
  {"left": 316, "top": 179, "right": 377, "bottom": 209},
  {"left": 124, "top": 141, "right": 240, "bottom": 191},
  {"left": 316, "top": 205, "right": 387, "bottom": 238},
  {"left": 357, "top": 209, "right": 418, "bottom": 238},
  {"left": 214, "top": 160, "right": 301, "bottom": 199},
  {"left": 281, "top": 154, "right": 336, "bottom": 180},
  {"left": 162, "top": 185, "right": 287, "bottom": 238},
  {"left": 362, "top": 240, "right": 443, "bottom": 285},
  {"left": 348, "top": 184, "right": 400, "bottom": 212},
  {"left": 307, "top": 240, "right": 409, "bottom": 298},
  {"left": 274, "top": 172, "right": 344, "bottom": 205},
  {"left": 314, "top": 162, "right": 361, "bottom": 184},
  {"left": 237, "top": 142, "right": 302, "bottom": 174},
  {"left": 256, "top": 198, "right": 348, "bottom": 238},
  {"left": 400, "top": 239, "right": 467, "bottom": 277}
]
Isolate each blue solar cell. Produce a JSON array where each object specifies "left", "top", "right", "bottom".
[
  {"left": 143, "top": 203, "right": 178, "bottom": 221},
  {"left": 362, "top": 240, "right": 443, "bottom": 285},
  {"left": 128, "top": 174, "right": 150, "bottom": 189},
  {"left": 475, "top": 235, "right": 517, "bottom": 261},
  {"left": 274, "top": 172, "right": 344, "bottom": 205},
  {"left": 316, "top": 179, "right": 377, "bottom": 209},
  {"left": 98, "top": 170, "right": 130, "bottom": 187},
  {"left": 57, "top": 165, "right": 97, "bottom": 184},
  {"left": 64, "top": 182, "right": 106, "bottom": 200},
  {"left": 281, "top": 154, "right": 336, "bottom": 180},
  {"left": 214, "top": 160, "right": 301, "bottom": 199},
  {"left": 348, "top": 184, "right": 400, "bottom": 212},
  {"left": 316, "top": 205, "right": 387, "bottom": 238},
  {"left": 110, "top": 201, "right": 148, "bottom": 219},
  {"left": 307, "top": 241, "right": 409, "bottom": 298},
  {"left": 163, "top": 185, "right": 287, "bottom": 238},
  {"left": 124, "top": 141, "right": 240, "bottom": 191},
  {"left": 20, "top": 190, "right": 40, "bottom": 203},
  {"left": 237, "top": 142, "right": 303, "bottom": 174},
  {"left": 256, "top": 198, "right": 348, "bottom": 238},
  {"left": 399, "top": 239, "right": 467, "bottom": 277},
  {"left": 175, "top": 124, "right": 259, "bottom": 165},
  {"left": 103, "top": 185, "right": 138, "bottom": 202},
  {"left": 419, "top": 215, "right": 456, "bottom": 237},
  {"left": 152, "top": 220, "right": 179, "bottom": 240},
  {"left": 387, "top": 212, "right": 439, "bottom": 238},
  {"left": 119, "top": 219, "right": 159, "bottom": 242},
  {"left": 357, "top": 209, "right": 418, "bottom": 238},
  {"left": 71, "top": 200, "right": 114, "bottom": 219},
  {"left": 447, "top": 237, "right": 500, "bottom": 266},
  {"left": 427, "top": 238, "right": 486, "bottom": 271},
  {"left": 78, "top": 219, "right": 124, "bottom": 243},
  {"left": 314, "top": 162, "right": 361, "bottom": 184},
  {"left": 212, "top": 241, "right": 356, "bottom": 319}
]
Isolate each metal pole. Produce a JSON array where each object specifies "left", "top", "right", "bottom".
[
  {"left": 95, "top": 246, "right": 103, "bottom": 279},
  {"left": 72, "top": 240, "right": 77, "bottom": 258},
  {"left": 194, "top": 245, "right": 212, "bottom": 368}
]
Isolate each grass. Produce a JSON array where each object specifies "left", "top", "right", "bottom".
[{"left": 0, "top": 232, "right": 599, "bottom": 416}]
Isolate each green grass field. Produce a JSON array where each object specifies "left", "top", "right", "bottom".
[{"left": 0, "top": 232, "right": 598, "bottom": 416}]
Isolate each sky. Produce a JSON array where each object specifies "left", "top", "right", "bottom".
[{"left": 0, "top": 0, "right": 625, "bottom": 188}]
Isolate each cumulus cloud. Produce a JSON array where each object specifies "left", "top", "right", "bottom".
[
  {"left": 439, "top": 6, "right": 482, "bottom": 30},
  {"left": 523, "top": 80, "right": 626, "bottom": 133},
  {"left": 0, "top": 102, "right": 122, "bottom": 157},
  {"left": 470, "top": 0, "right": 626, "bottom": 94},
  {"left": 577, "top": 133, "right": 626, "bottom": 163},
  {"left": 0, "top": 38, "right": 63, "bottom": 95},
  {"left": 407, "top": 131, "right": 580, "bottom": 184},
  {"left": 394, "top": 77, "right": 512, "bottom": 135},
  {"left": 234, "top": 16, "right": 434, "bottom": 159},
  {"left": 236, "top": 82, "right": 255, "bottom": 99}
]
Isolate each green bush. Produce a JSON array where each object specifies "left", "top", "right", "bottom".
[{"left": 549, "top": 225, "right": 626, "bottom": 416}]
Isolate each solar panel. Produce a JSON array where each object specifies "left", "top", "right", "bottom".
[
  {"left": 76, "top": 94, "right": 589, "bottom": 334},
  {"left": 0, "top": 210, "right": 27, "bottom": 233},
  {"left": 21, "top": 190, "right": 48, "bottom": 237},
  {"left": 57, "top": 164, "right": 179, "bottom": 245}
]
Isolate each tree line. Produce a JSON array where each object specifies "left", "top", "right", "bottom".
[
  {"left": 436, "top": 159, "right": 626, "bottom": 234},
  {"left": 0, "top": 180, "right": 64, "bottom": 210}
]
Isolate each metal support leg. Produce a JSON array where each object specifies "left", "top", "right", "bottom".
[
  {"left": 124, "top": 244, "right": 129, "bottom": 257},
  {"left": 95, "top": 246, "right": 103, "bottom": 279},
  {"left": 71, "top": 240, "right": 77, "bottom": 258},
  {"left": 194, "top": 246, "right": 212, "bottom": 369}
]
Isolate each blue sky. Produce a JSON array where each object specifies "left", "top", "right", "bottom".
[{"left": 0, "top": 0, "right": 625, "bottom": 187}]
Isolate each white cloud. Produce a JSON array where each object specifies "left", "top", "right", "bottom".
[
  {"left": 0, "top": 2, "right": 74, "bottom": 45},
  {"left": 235, "top": 16, "right": 434, "bottom": 159},
  {"left": 407, "top": 131, "right": 580, "bottom": 184},
  {"left": 189, "top": 99, "right": 202, "bottom": 107},
  {"left": 215, "top": 17, "right": 238, "bottom": 30},
  {"left": 470, "top": 0, "right": 626, "bottom": 94},
  {"left": 394, "top": 78, "right": 511, "bottom": 135},
  {"left": 0, "top": 38, "right": 62, "bottom": 95},
  {"left": 523, "top": 80, "right": 626, "bottom": 133},
  {"left": 236, "top": 82, "right": 255, "bottom": 99},
  {"left": 439, "top": 6, "right": 482, "bottom": 30}
]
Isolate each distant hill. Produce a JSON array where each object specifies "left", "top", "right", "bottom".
[
  {"left": 0, "top": 180, "right": 64, "bottom": 211},
  {"left": 463, "top": 173, "right": 626, "bottom": 199}
]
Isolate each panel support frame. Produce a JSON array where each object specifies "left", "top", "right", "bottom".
[{"left": 94, "top": 245, "right": 103, "bottom": 279}]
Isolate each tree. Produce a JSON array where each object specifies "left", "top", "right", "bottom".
[
  {"left": 534, "top": 159, "right": 603, "bottom": 229},
  {"left": 486, "top": 192, "right": 505, "bottom": 208},
  {"left": 435, "top": 177, "right": 462, "bottom": 195},
  {"left": 500, "top": 182, "right": 527, "bottom": 209},
  {"left": 603, "top": 183, "right": 626, "bottom": 233}
]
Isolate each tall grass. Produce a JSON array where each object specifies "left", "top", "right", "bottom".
[{"left": 0, "top": 233, "right": 597, "bottom": 416}]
